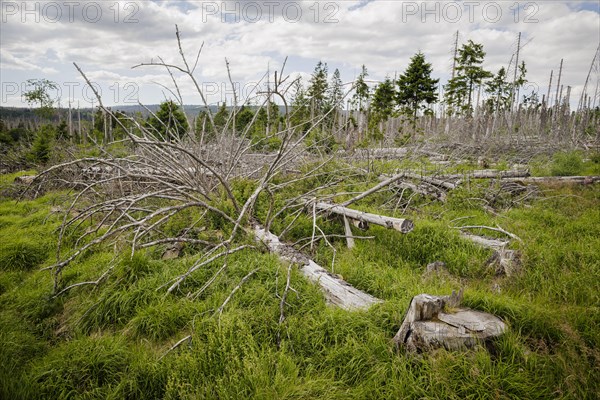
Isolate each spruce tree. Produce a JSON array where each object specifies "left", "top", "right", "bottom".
[
  {"left": 307, "top": 61, "right": 329, "bottom": 119},
  {"left": 146, "top": 101, "right": 189, "bottom": 141},
  {"left": 396, "top": 51, "right": 439, "bottom": 123},
  {"left": 444, "top": 40, "right": 492, "bottom": 116},
  {"left": 369, "top": 77, "right": 395, "bottom": 141}
]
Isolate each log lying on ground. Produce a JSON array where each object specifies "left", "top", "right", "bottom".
[
  {"left": 402, "top": 172, "right": 458, "bottom": 190},
  {"left": 353, "top": 172, "right": 447, "bottom": 205},
  {"left": 13, "top": 175, "right": 37, "bottom": 185},
  {"left": 444, "top": 169, "right": 530, "bottom": 180},
  {"left": 501, "top": 175, "right": 600, "bottom": 185},
  {"left": 352, "top": 147, "right": 409, "bottom": 159},
  {"left": 459, "top": 233, "right": 521, "bottom": 276},
  {"left": 460, "top": 232, "right": 508, "bottom": 250},
  {"left": 311, "top": 201, "right": 414, "bottom": 233},
  {"left": 254, "top": 226, "right": 382, "bottom": 311},
  {"left": 393, "top": 291, "right": 506, "bottom": 352}
]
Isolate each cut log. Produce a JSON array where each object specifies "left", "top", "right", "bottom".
[
  {"left": 311, "top": 201, "right": 414, "bottom": 233},
  {"left": 393, "top": 292, "right": 506, "bottom": 352},
  {"left": 254, "top": 226, "right": 382, "bottom": 311}
]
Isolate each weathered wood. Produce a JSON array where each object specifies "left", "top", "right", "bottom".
[
  {"left": 14, "top": 175, "right": 37, "bottom": 185},
  {"left": 254, "top": 226, "right": 382, "bottom": 311},
  {"left": 460, "top": 232, "right": 508, "bottom": 250},
  {"left": 445, "top": 169, "right": 530, "bottom": 180},
  {"left": 486, "top": 248, "right": 522, "bottom": 276},
  {"left": 502, "top": 175, "right": 600, "bottom": 184},
  {"left": 425, "top": 261, "right": 447, "bottom": 274},
  {"left": 460, "top": 233, "right": 521, "bottom": 276},
  {"left": 342, "top": 216, "right": 355, "bottom": 249},
  {"left": 393, "top": 292, "right": 506, "bottom": 352},
  {"left": 312, "top": 201, "right": 414, "bottom": 234},
  {"left": 405, "top": 172, "right": 457, "bottom": 190},
  {"left": 377, "top": 175, "right": 447, "bottom": 202},
  {"left": 352, "top": 147, "right": 409, "bottom": 159}
]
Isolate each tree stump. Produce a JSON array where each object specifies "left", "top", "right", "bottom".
[{"left": 394, "top": 292, "right": 506, "bottom": 352}]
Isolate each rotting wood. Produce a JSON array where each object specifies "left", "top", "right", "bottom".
[
  {"left": 393, "top": 291, "right": 506, "bottom": 352},
  {"left": 254, "top": 226, "right": 382, "bottom": 311},
  {"left": 310, "top": 201, "right": 414, "bottom": 234}
]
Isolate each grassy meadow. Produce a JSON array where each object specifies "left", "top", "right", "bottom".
[{"left": 0, "top": 151, "right": 599, "bottom": 399}]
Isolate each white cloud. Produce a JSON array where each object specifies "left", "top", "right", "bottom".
[
  {"left": 1, "top": 0, "right": 598, "bottom": 107},
  {"left": 0, "top": 49, "right": 58, "bottom": 74}
]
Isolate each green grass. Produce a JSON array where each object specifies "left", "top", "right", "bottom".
[{"left": 0, "top": 158, "right": 599, "bottom": 399}]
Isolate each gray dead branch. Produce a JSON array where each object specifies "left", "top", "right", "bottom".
[
  {"left": 393, "top": 291, "right": 507, "bottom": 353},
  {"left": 254, "top": 226, "right": 382, "bottom": 311}
]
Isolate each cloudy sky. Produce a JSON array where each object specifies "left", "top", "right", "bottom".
[{"left": 1, "top": 0, "right": 599, "bottom": 109}]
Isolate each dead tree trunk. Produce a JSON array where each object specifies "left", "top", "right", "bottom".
[
  {"left": 254, "top": 226, "right": 382, "bottom": 311},
  {"left": 311, "top": 201, "right": 414, "bottom": 233},
  {"left": 502, "top": 176, "right": 600, "bottom": 185},
  {"left": 444, "top": 169, "right": 530, "bottom": 180}
]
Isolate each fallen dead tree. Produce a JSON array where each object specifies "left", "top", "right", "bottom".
[
  {"left": 446, "top": 169, "right": 530, "bottom": 181},
  {"left": 309, "top": 201, "right": 414, "bottom": 233},
  {"left": 254, "top": 226, "right": 381, "bottom": 310},
  {"left": 502, "top": 175, "right": 600, "bottom": 185},
  {"left": 393, "top": 291, "right": 506, "bottom": 352},
  {"left": 30, "top": 27, "right": 375, "bottom": 316},
  {"left": 457, "top": 226, "right": 522, "bottom": 276}
]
